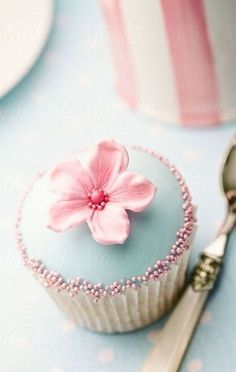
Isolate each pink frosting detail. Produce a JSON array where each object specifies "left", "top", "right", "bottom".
[
  {"left": 87, "top": 203, "right": 130, "bottom": 245},
  {"left": 109, "top": 171, "right": 157, "bottom": 212},
  {"left": 90, "top": 190, "right": 105, "bottom": 204},
  {"left": 48, "top": 140, "right": 156, "bottom": 245}
]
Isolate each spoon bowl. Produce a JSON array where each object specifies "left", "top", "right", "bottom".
[{"left": 222, "top": 136, "right": 236, "bottom": 207}]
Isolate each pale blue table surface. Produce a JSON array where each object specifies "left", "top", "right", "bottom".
[{"left": 0, "top": 1, "right": 236, "bottom": 371}]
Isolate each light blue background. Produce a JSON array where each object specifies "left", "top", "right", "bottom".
[{"left": 0, "top": 1, "right": 236, "bottom": 371}]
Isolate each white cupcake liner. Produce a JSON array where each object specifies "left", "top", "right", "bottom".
[{"left": 41, "top": 233, "right": 193, "bottom": 333}]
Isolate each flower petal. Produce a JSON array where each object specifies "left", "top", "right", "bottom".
[
  {"left": 109, "top": 172, "right": 156, "bottom": 212},
  {"left": 87, "top": 203, "right": 130, "bottom": 245},
  {"left": 50, "top": 159, "right": 93, "bottom": 197},
  {"left": 48, "top": 199, "right": 91, "bottom": 232},
  {"left": 86, "top": 140, "right": 129, "bottom": 190}
]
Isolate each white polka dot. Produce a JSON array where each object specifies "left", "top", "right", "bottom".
[
  {"left": 56, "top": 14, "right": 70, "bottom": 29},
  {"left": 45, "top": 52, "right": 58, "bottom": 65},
  {"left": 69, "top": 118, "right": 85, "bottom": 128},
  {"left": 147, "top": 329, "right": 161, "bottom": 343},
  {"left": 98, "top": 348, "right": 114, "bottom": 364},
  {"left": 33, "top": 93, "right": 48, "bottom": 105},
  {"left": 149, "top": 125, "right": 164, "bottom": 137},
  {"left": 188, "top": 359, "right": 203, "bottom": 372},
  {"left": 184, "top": 150, "right": 200, "bottom": 161},
  {"left": 21, "top": 129, "right": 41, "bottom": 144},
  {"left": 200, "top": 310, "right": 212, "bottom": 324},
  {"left": 12, "top": 336, "right": 28, "bottom": 351},
  {"left": 61, "top": 319, "right": 76, "bottom": 332},
  {"left": 77, "top": 74, "right": 92, "bottom": 89},
  {"left": 0, "top": 216, "right": 12, "bottom": 231},
  {"left": 85, "top": 38, "right": 103, "bottom": 50}
]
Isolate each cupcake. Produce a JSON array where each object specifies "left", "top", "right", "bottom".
[{"left": 15, "top": 140, "right": 195, "bottom": 333}]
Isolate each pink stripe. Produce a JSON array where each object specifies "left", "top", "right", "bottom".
[
  {"left": 161, "top": 0, "right": 220, "bottom": 126},
  {"left": 100, "top": 0, "right": 137, "bottom": 107}
]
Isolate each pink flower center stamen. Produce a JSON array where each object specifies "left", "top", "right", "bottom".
[{"left": 87, "top": 189, "right": 109, "bottom": 210}]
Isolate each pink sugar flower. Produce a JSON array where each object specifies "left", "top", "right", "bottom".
[{"left": 48, "top": 140, "right": 156, "bottom": 245}]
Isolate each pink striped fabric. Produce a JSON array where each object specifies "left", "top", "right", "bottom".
[
  {"left": 100, "top": 0, "right": 137, "bottom": 107},
  {"left": 161, "top": 0, "right": 220, "bottom": 126}
]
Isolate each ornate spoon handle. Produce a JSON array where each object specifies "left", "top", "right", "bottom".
[
  {"left": 141, "top": 252, "right": 222, "bottom": 372},
  {"left": 142, "top": 201, "right": 236, "bottom": 372}
]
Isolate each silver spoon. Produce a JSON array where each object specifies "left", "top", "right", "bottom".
[{"left": 142, "top": 136, "right": 236, "bottom": 372}]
